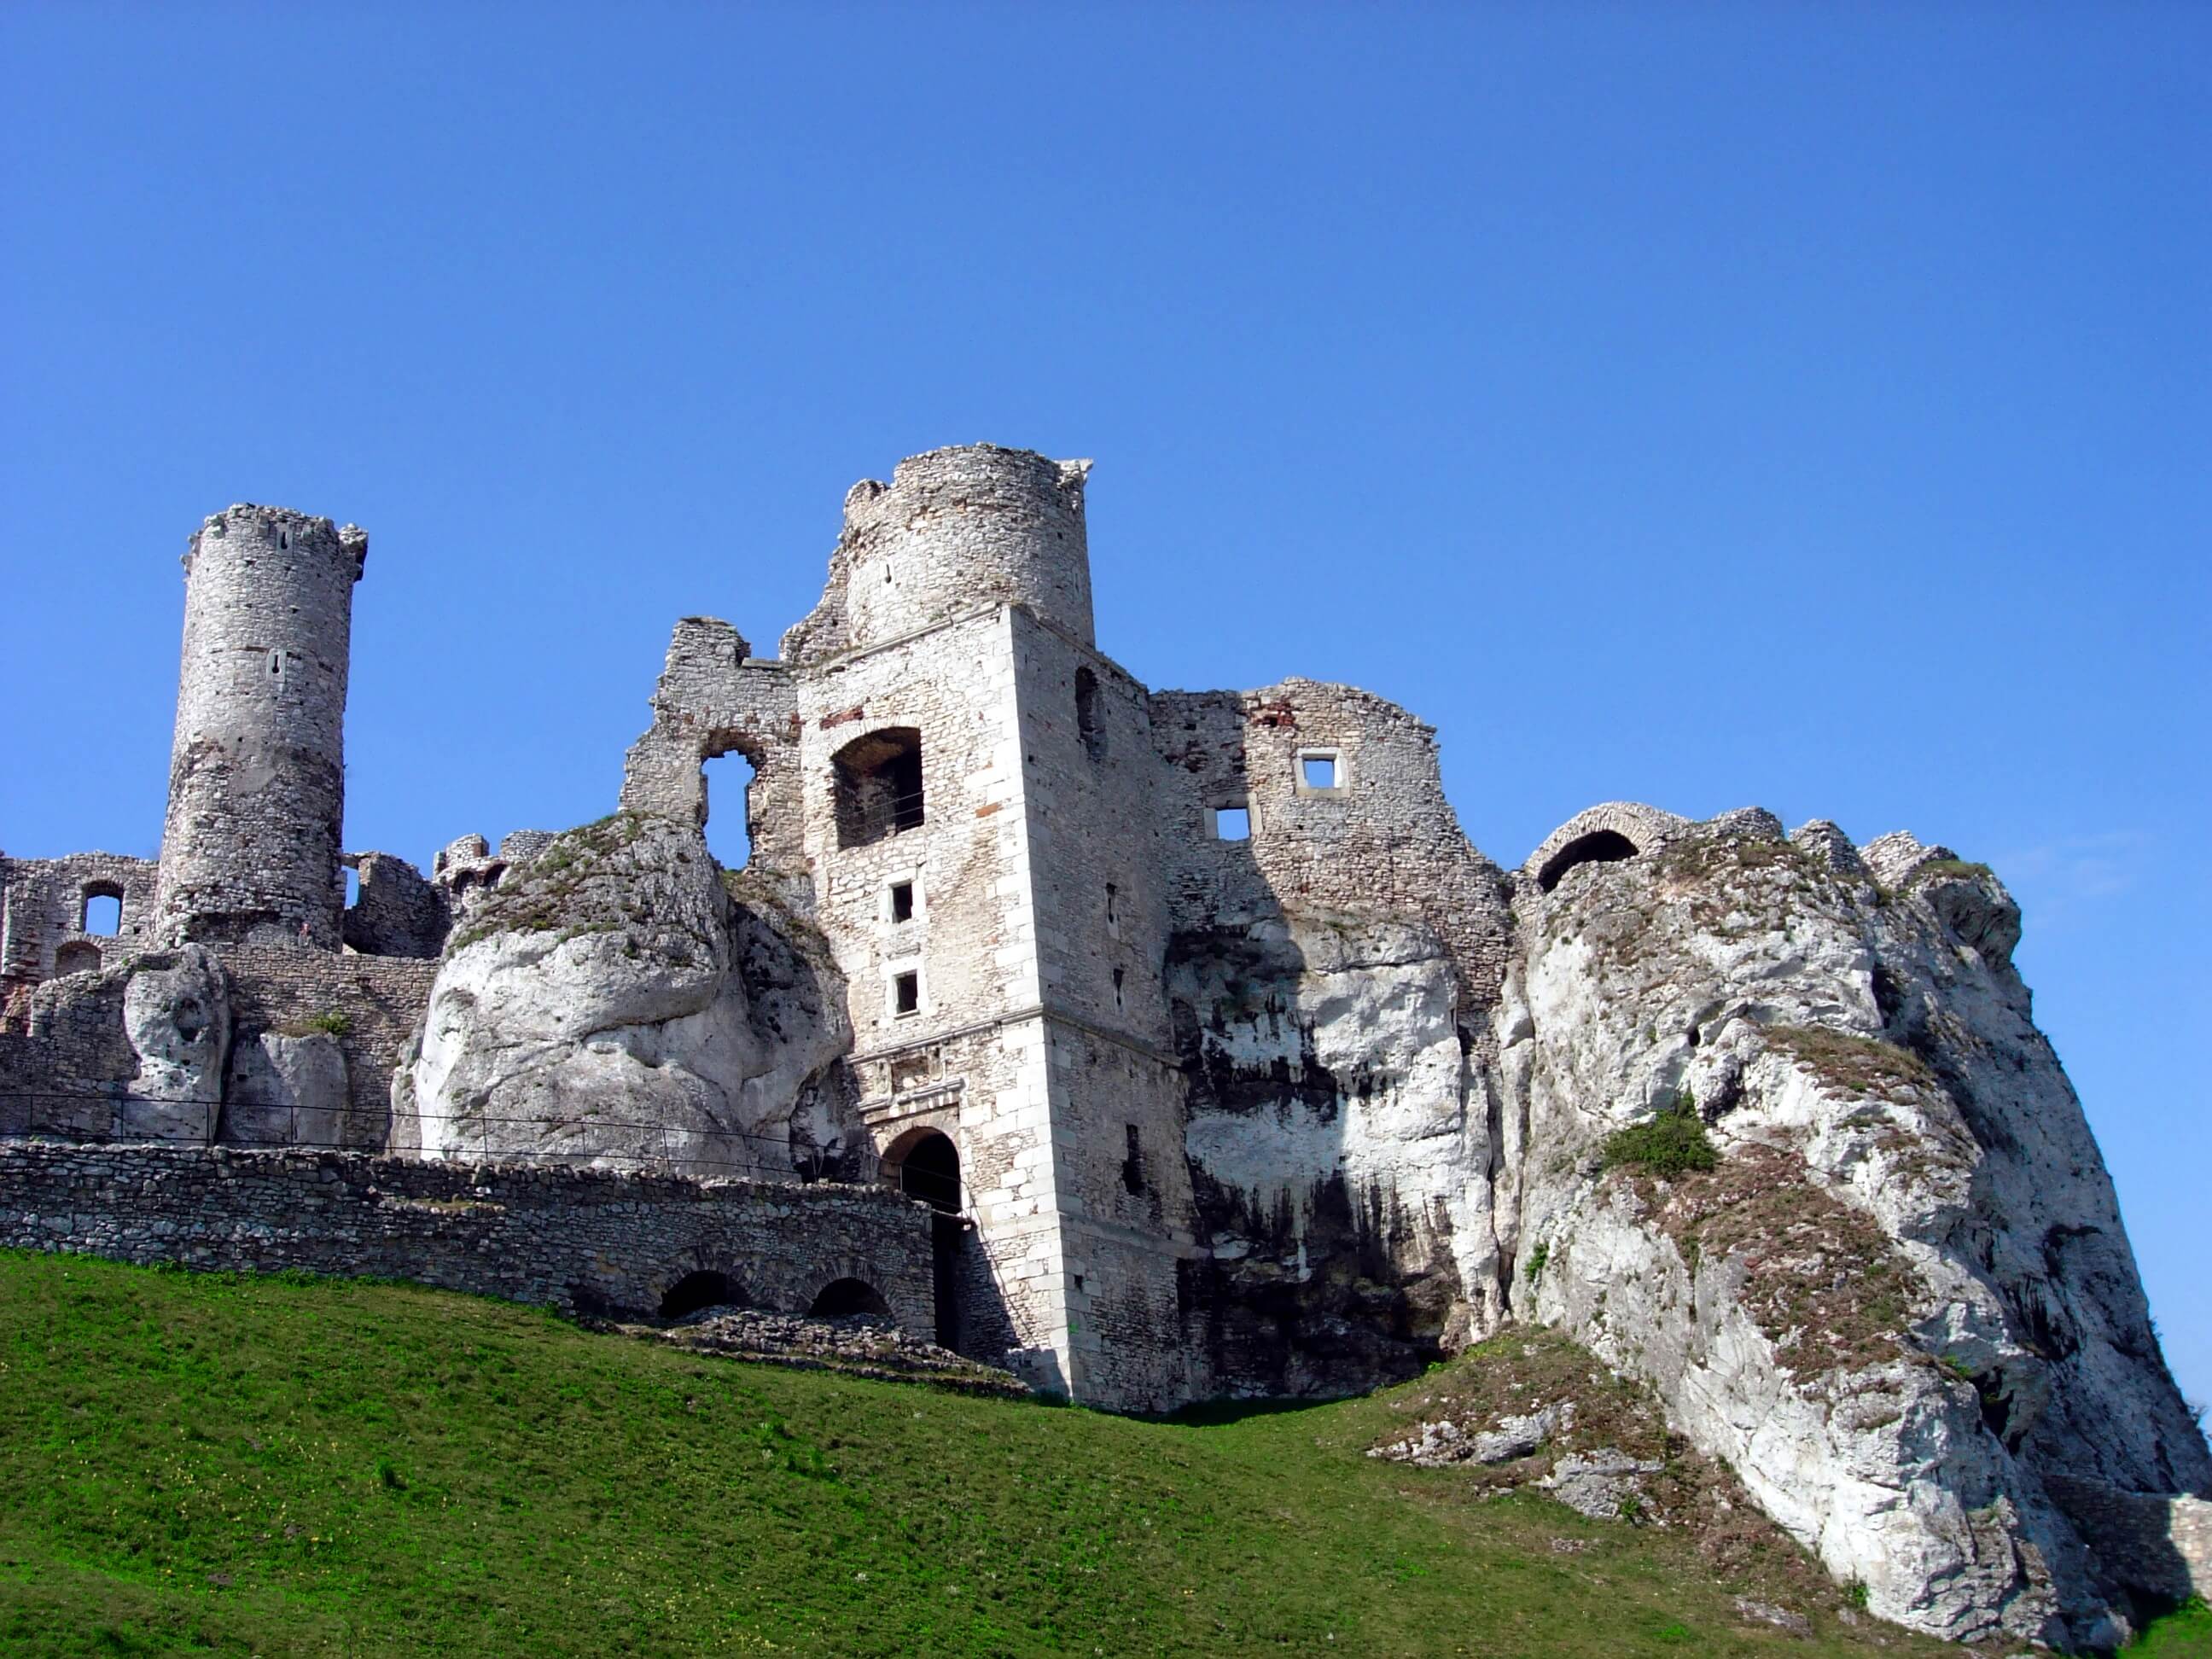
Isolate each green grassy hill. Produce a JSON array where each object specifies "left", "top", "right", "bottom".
[{"left": 0, "top": 1252, "right": 2203, "bottom": 1656}]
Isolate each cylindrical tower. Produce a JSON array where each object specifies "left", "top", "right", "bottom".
[
  {"left": 154, "top": 505, "right": 368, "bottom": 949},
  {"left": 837, "top": 444, "right": 1094, "bottom": 652}
]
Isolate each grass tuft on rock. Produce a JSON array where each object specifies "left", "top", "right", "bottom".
[{"left": 1601, "top": 1097, "right": 1718, "bottom": 1177}]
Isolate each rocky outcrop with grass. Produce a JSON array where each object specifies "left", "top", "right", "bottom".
[
  {"left": 393, "top": 814, "right": 856, "bottom": 1179},
  {"left": 1498, "top": 809, "right": 2210, "bottom": 1649}
]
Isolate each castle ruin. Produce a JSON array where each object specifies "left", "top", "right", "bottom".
[{"left": 3, "top": 445, "right": 2205, "bottom": 1648}]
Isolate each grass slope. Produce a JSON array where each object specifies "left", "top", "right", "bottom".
[{"left": 0, "top": 1253, "right": 2197, "bottom": 1657}]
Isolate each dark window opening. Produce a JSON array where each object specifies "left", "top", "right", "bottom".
[
  {"left": 1112, "top": 966, "right": 1126, "bottom": 1012},
  {"left": 889, "top": 880, "right": 915, "bottom": 923},
  {"left": 1213, "top": 806, "right": 1250, "bottom": 841},
  {"left": 659, "top": 1269, "right": 746, "bottom": 1320},
  {"left": 1121, "top": 1124, "right": 1146, "bottom": 1195},
  {"left": 267, "top": 650, "right": 283, "bottom": 681},
  {"left": 703, "top": 748, "right": 755, "bottom": 870},
  {"left": 81, "top": 887, "right": 123, "bottom": 936},
  {"left": 832, "top": 727, "right": 924, "bottom": 848},
  {"left": 278, "top": 529, "right": 288, "bottom": 550},
  {"left": 892, "top": 969, "right": 920, "bottom": 1016},
  {"left": 1104, "top": 882, "right": 1118, "bottom": 927},
  {"left": 1536, "top": 830, "right": 1640, "bottom": 894},
  {"left": 810, "top": 1277, "right": 892, "bottom": 1319},
  {"left": 55, "top": 941, "right": 102, "bottom": 977},
  {"left": 1074, "top": 667, "right": 1104, "bottom": 762}
]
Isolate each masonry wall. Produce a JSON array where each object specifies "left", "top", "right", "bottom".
[
  {"left": 0, "top": 853, "right": 158, "bottom": 1019},
  {"left": 0, "top": 1141, "right": 935, "bottom": 1335},
  {"left": 210, "top": 945, "right": 438, "bottom": 1144},
  {"left": 1150, "top": 678, "right": 1512, "bottom": 1038}
]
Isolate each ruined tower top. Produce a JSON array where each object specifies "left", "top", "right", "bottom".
[
  {"left": 791, "top": 444, "right": 1095, "bottom": 660},
  {"left": 153, "top": 504, "right": 367, "bottom": 949}
]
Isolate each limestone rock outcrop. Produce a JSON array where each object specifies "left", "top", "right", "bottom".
[
  {"left": 1173, "top": 908, "right": 1502, "bottom": 1395},
  {"left": 394, "top": 814, "right": 853, "bottom": 1179},
  {"left": 1498, "top": 812, "right": 2209, "bottom": 1649},
  {"left": 224, "top": 1031, "right": 347, "bottom": 1148},
  {"left": 119, "top": 946, "right": 230, "bottom": 1141}
]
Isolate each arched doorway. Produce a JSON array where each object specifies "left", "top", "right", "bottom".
[
  {"left": 882, "top": 1127, "right": 963, "bottom": 1350},
  {"left": 660, "top": 1269, "right": 746, "bottom": 1320},
  {"left": 809, "top": 1278, "right": 892, "bottom": 1318}
]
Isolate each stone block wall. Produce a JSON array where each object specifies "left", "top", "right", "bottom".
[
  {"left": 0, "top": 1141, "right": 935, "bottom": 1336},
  {"left": 0, "top": 853, "right": 159, "bottom": 1019},
  {"left": 1150, "top": 678, "right": 1512, "bottom": 1038},
  {"left": 209, "top": 945, "right": 438, "bottom": 1144}
]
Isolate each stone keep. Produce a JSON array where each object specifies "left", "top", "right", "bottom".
[{"left": 153, "top": 506, "right": 368, "bottom": 949}]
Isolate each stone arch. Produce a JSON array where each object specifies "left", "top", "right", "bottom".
[
  {"left": 659, "top": 1268, "right": 748, "bottom": 1320},
  {"left": 54, "top": 940, "right": 102, "bottom": 977},
  {"left": 1524, "top": 802, "right": 1688, "bottom": 894},
  {"left": 881, "top": 1125, "right": 961, "bottom": 1214},
  {"left": 809, "top": 1277, "right": 892, "bottom": 1318},
  {"left": 831, "top": 727, "right": 924, "bottom": 848}
]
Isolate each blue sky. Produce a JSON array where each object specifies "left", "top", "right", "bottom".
[{"left": 3, "top": 4, "right": 2206, "bottom": 1405}]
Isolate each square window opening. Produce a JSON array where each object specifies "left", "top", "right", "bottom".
[
  {"left": 1210, "top": 806, "right": 1250, "bottom": 841},
  {"left": 1301, "top": 753, "right": 1337, "bottom": 789},
  {"left": 892, "top": 970, "right": 920, "bottom": 1017}
]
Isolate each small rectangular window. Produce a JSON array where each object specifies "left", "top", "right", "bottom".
[
  {"left": 889, "top": 880, "right": 914, "bottom": 923},
  {"left": 1210, "top": 806, "right": 1250, "bottom": 841},
  {"left": 892, "top": 970, "right": 919, "bottom": 1016},
  {"left": 1296, "top": 748, "right": 1345, "bottom": 793},
  {"left": 1121, "top": 1124, "right": 1145, "bottom": 1195}
]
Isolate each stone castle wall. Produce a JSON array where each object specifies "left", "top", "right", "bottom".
[
  {"left": 0, "top": 1140, "right": 935, "bottom": 1335},
  {"left": 0, "top": 852, "right": 159, "bottom": 1015}
]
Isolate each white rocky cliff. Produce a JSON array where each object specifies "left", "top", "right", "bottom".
[
  {"left": 394, "top": 814, "right": 855, "bottom": 1179},
  {"left": 1495, "top": 806, "right": 2209, "bottom": 1649}
]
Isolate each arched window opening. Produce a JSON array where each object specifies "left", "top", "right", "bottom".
[
  {"left": 55, "top": 941, "right": 102, "bottom": 977},
  {"left": 1074, "top": 667, "right": 1104, "bottom": 763},
  {"left": 659, "top": 1270, "right": 747, "bottom": 1321},
  {"left": 1536, "top": 830, "right": 1641, "bottom": 894},
  {"left": 809, "top": 1278, "right": 892, "bottom": 1319},
  {"left": 832, "top": 727, "right": 924, "bottom": 848},
  {"left": 703, "top": 749, "right": 755, "bottom": 870},
  {"left": 885, "top": 1126, "right": 960, "bottom": 1214},
  {"left": 81, "top": 886, "right": 123, "bottom": 937}
]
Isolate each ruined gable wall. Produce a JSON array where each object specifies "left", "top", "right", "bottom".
[
  {"left": 1150, "top": 678, "right": 1510, "bottom": 1027},
  {"left": 1, "top": 853, "right": 160, "bottom": 1018},
  {"left": 619, "top": 618, "right": 807, "bottom": 882}
]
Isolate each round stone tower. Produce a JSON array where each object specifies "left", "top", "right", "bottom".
[
  {"left": 836, "top": 444, "right": 1095, "bottom": 652},
  {"left": 153, "top": 505, "right": 368, "bottom": 949}
]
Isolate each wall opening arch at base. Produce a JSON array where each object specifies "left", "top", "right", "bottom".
[
  {"left": 660, "top": 1269, "right": 748, "bottom": 1320},
  {"left": 809, "top": 1277, "right": 893, "bottom": 1319}
]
